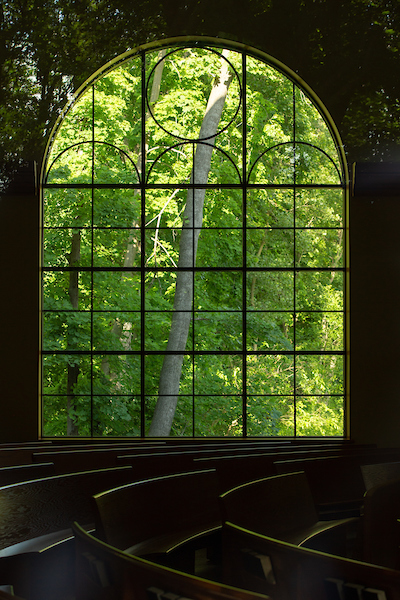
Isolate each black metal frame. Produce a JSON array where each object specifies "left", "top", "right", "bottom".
[{"left": 41, "top": 39, "right": 347, "bottom": 438}]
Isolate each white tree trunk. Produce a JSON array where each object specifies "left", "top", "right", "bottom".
[{"left": 149, "top": 52, "right": 232, "bottom": 436}]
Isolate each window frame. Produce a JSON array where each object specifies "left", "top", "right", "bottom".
[{"left": 40, "top": 36, "right": 349, "bottom": 438}]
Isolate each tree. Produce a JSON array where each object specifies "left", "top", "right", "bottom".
[{"left": 149, "top": 51, "right": 233, "bottom": 436}]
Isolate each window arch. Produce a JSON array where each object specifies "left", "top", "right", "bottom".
[{"left": 41, "top": 37, "right": 348, "bottom": 438}]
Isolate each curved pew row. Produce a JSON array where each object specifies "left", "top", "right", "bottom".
[
  {"left": 222, "top": 522, "right": 400, "bottom": 600},
  {"left": 274, "top": 448, "right": 400, "bottom": 519},
  {"left": 219, "top": 472, "right": 358, "bottom": 555},
  {"left": 92, "top": 469, "right": 222, "bottom": 575},
  {"left": 73, "top": 521, "right": 271, "bottom": 600},
  {"left": 0, "top": 466, "right": 135, "bottom": 600}
]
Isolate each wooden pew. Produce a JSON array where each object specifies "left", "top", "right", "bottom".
[
  {"left": 193, "top": 446, "right": 365, "bottom": 494},
  {"left": 31, "top": 445, "right": 167, "bottom": 474},
  {"left": 92, "top": 469, "right": 222, "bottom": 574},
  {"left": 222, "top": 522, "right": 400, "bottom": 600},
  {"left": 361, "top": 461, "right": 400, "bottom": 491},
  {"left": 73, "top": 521, "right": 271, "bottom": 600},
  {"left": 274, "top": 448, "right": 400, "bottom": 518},
  {"left": 0, "top": 465, "right": 134, "bottom": 599},
  {"left": 219, "top": 472, "right": 358, "bottom": 555},
  {"left": 361, "top": 477, "right": 400, "bottom": 570},
  {"left": 0, "top": 463, "right": 55, "bottom": 486}
]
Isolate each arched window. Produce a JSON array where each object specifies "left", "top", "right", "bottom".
[{"left": 41, "top": 38, "right": 348, "bottom": 438}]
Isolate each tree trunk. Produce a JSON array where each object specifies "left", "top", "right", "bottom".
[
  {"left": 149, "top": 51, "right": 233, "bottom": 436},
  {"left": 67, "top": 231, "right": 80, "bottom": 436}
]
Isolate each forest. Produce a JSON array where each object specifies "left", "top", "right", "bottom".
[{"left": 41, "top": 43, "right": 345, "bottom": 437}]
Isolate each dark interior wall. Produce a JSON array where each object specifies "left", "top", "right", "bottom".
[
  {"left": 0, "top": 185, "right": 39, "bottom": 441},
  {"left": 2, "top": 1, "right": 400, "bottom": 444},
  {"left": 350, "top": 189, "right": 400, "bottom": 447}
]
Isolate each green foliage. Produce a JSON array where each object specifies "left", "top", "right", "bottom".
[{"left": 42, "top": 45, "right": 345, "bottom": 438}]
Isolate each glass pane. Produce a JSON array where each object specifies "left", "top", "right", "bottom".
[
  {"left": 144, "top": 271, "right": 177, "bottom": 311},
  {"left": 146, "top": 47, "right": 241, "bottom": 141},
  {"left": 93, "top": 229, "right": 135, "bottom": 267},
  {"left": 94, "top": 57, "right": 141, "bottom": 150},
  {"left": 44, "top": 188, "right": 92, "bottom": 228},
  {"left": 294, "top": 143, "right": 341, "bottom": 185},
  {"left": 295, "top": 229, "right": 343, "bottom": 268},
  {"left": 249, "top": 144, "right": 295, "bottom": 185},
  {"left": 42, "top": 394, "right": 92, "bottom": 437},
  {"left": 43, "top": 228, "right": 92, "bottom": 267},
  {"left": 145, "top": 228, "right": 180, "bottom": 268},
  {"left": 145, "top": 395, "right": 193, "bottom": 437},
  {"left": 247, "top": 354, "right": 294, "bottom": 395},
  {"left": 194, "top": 311, "right": 242, "bottom": 351},
  {"left": 94, "top": 189, "right": 140, "bottom": 227},
  {"left": 247, "top": 272, "right": 294, "bottom": 310},
  {"left": 46, "top": 142, "right": 93, "bottom": 184},
  {"left": 42, "top": 353, "right": 91, "bottom": 396},
  {"left": 93, "top": 271, "right": 141, "bottom": 311},
  {"left": 92, "top": 396, "right": 141, "bottom": 436},
  {"left": 94, "top": 143, "right": 139, "bottom": 184},
  {"left": 144, "top": 355, "right": 192, "bottom": 396},
  {"left": 93, "top": 355, "right": 141, "bottom": 395},
  {"left": 145, "top": 189, "right": 186, "bottom": 228},
  {"left": 93, "top": 312, "right": 140, "bottom": 351},
  {"left": 43, "top": 311, "right": 91, "bottom": 351},
  {"left": 194, "top": 355, "right": 242, "bottom": 395},
  {"left": 145, "top": 311, "right": 193, "bottom": 351},
  {"left": 296, "top": 271, "right": 343, "bottom": 311},
  {"left": 197, "top": 229, "right": 243, "bottom": 268},
  {"left": 246, "top": 55, "right": 293, "bottom": 161},
  {"left": 203, "top": 188, "right": 243, "bottom": 227},
  {"left": 195, "top": 271, "right": 242, "bottom": 310},
  {"left": 295, "top": 354, "right": 344, "bottom": 395},
  {"left": 247, "top": 189, "right": 294, "bottom": 228},
  {"left": 194, "top": 396, "right": 242, "bottom": 436},
  {"left": 296, "top": 189, "right": 344, "bottom": 228},
  {"left": 295, "top": 87, "right": 339, "bottom": 160},
  {"left": 247, "top": 395, "right": 294, "bottom": 436},
  {"left": 43, "top": 271, "right": 92, "bottom": 311},
  {"left": 48, "top": 89, "right": 93, "bottom": 160},
  {"left": 296, "top": 312, "right": 343, "bottom": 351},
  {"left": 296, "top": 396, "right": 344, "bottom": 436},
  {"left": 247, "top": 229, "right": 294, "bottom": 268},
  {"left": 246, "top": 312, "right": 293, "bottom": 351}
]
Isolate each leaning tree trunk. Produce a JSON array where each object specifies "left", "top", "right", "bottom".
[{"left": 149, "top": 51, "right": 233, "bottom": 436}]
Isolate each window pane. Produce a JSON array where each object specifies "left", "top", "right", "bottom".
[
  {"left": 247, "top": 272, "right": 294, "bottom": 310},
  {"left": 194, "top": 311, "right": 242, "bottom": 351},
  {"left": 295, "top": 354, "right": 344, "bottom": 395},
  {"left": 295, "top": 396, "right": 344, "bottom": 436},
  {"left": 247, "top": 354, "right": 294, "bottom": 395},
  {"left": 247, "top": 395, "right": 294, "bottom": 436},
  {"left": 195, "top": 396, "right": 242, "bottom": 436},
  {"left": 246, "top": 312, "right": 293, "bottom": 351},
  {"left": 247, "top": 229, "right": 294, "bottom": 268}
]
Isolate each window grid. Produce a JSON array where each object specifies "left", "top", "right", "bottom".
[{"left": 41, "top": 41, "right": 347, "bottom": 438}]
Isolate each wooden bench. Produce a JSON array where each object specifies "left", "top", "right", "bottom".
[
  {"left": 0, "top": 463, "right": 55, "bottom": 486},
  {"left": 219, "top": 472, "right": 358, "bottom": 555},
  {"left": 0, "top": 465, "right": 134, "bottom": 599},
  {"left": 32, "top": 444, "right": 168, "bottom": 474},
  {"left": 361, "top": 477, "right": 400, "bottom": 570},
  {"left": 193, "top": 446, "right": 364, "bottom": 494},
  {"left": 92, "top": 469, "right": 222, "bottom": 574},
  {"left": 222, "top": 521, "right": 400, "bottom": 600},
  {"left": 274, "top": 449, "right": 400, "bottom": 518},
  {"left": 73, "top": 521, "right": 271, "bottom": 600},
  {"left": 361, "top": 460, "right": 400, "bottom": 491}
]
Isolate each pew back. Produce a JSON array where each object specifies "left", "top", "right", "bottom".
[
  {"left": 222, "top": 522, "right": 400, "bottom": 600},
  {"left": 73, "top": 521, "right": 271, "bottom": 600}
]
